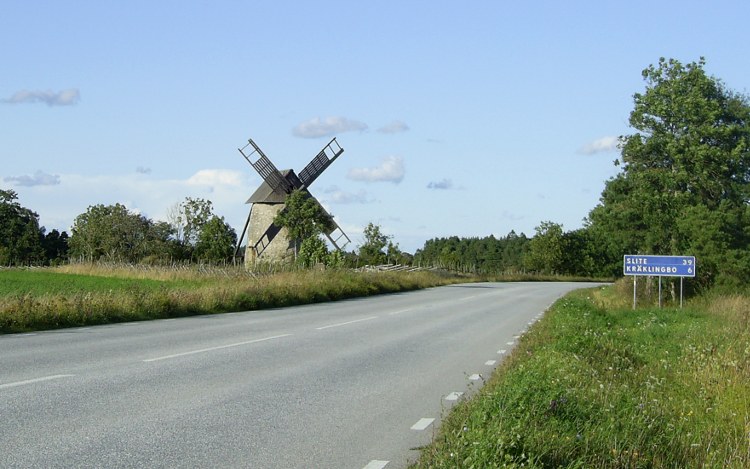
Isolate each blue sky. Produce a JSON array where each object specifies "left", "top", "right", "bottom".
[{"left": 3, "top": 1, "right": 749, "bottom": 253}]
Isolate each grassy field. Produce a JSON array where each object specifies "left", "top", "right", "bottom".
[
  {"left": 0, "top": 264, "right": 468, "bottom": 333},
  {"left": 413, "top": 281, "right": 750, "bottom": 468}
]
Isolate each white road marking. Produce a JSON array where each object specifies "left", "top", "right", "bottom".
[
  {"left": 142, "top": 334, "right": 292, "bottom": 362},
  {"left": 469, "top": 374, "right": 481, "bottom": 381},
  {"left": 411, "top": 418, "right": 435, "bottom": 431},
  {"left": 0, "top": 374, "right": 74, "bottom": 390},
  {"left": 315, "top": 316, "right": 378, "bottom": 330},
  {"left": 497, "top": 349, "right": 507, "bottom": 355},
  {"left": 363, "top": 460, "right": 389, "bottom": 469},
  {"left": 485, "top": 360, "right": 497, "bottom": 366},
  {"left": 506, "top": 341, "right": 515, "bottom": 345},
  {"left": 445, "top": 391, "right": 463, "bottom": 401},
  {"left": 388, "top": 308, "right": 412, "bottom": 316}
]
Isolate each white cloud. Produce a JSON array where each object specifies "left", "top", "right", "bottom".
[
  {"left": 322, "top": 186, "right": 373, "bottom": 204},
  {"left": 427, "top": 178, "right": 453, "bottom": 190},
  {"left": 579, "top": 136, "right": 619, "bottom": 155},
  {"left": 292, "top": 116, "right": 368, "bottom": 138},
  {"left": 187, "top": 169, "right": 244, "bottom": 187},
  {"left": 11, "top": 169, "right": 253, "bottom": 233},
  {"left": 347, "top": 156, "right": 405, "bottom": 184},
  {"left": 377, "top": 120, "right": 410, "bottom": 134},
  {"left": 2, "top": 89, "right": 80, "bottom": 106},
  {"left": 4, "top": 170, "right": 61, "bottom": 187}
]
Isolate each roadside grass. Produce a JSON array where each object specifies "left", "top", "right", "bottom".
[
  {"left": 413, "top": 281, "right": 750, "bottom": 468},
  {"left": 0, "top": 265, "right": 468, "bottom": 333}
]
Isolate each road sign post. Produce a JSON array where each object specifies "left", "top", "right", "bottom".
[{"left": 623, "top": 255, "right": 696, "bottom": 309}]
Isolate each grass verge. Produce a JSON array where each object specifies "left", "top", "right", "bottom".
[
  {"left": 0, "top": 265, "right": 469, "bottom": 333},
  {"left": 412, "top": 283, "right": 750, "bottom": 468}
]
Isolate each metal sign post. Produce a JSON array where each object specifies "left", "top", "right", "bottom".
[{"left": 623, "top": 255, "right": 696, "bottom": 309}]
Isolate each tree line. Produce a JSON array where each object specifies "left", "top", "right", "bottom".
[
  {"left": 417, "top": 57, "right": 750, "bottom": 289},
  {"left": 0, "top": 194, "right": 237, "bottom": 266}
]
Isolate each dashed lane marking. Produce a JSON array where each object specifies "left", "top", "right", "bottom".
[
  {"left": 315, "top": 316, "right": 378, "bottom": 331},
  {"left": 497, "top": 349, "right": 507, "bottom": 355},
  {"left": 142, "top": 334, "right": 292, "bottom": 362},
  {"left": 411, "top": 418, "right": 435, "bottom": 431},
  {"left": 363, "top": 460, "right": 389, "bottom": 469},
  {"left": 485, "top": 360, "right": 497, "bottom": 366},
  {"left": 0, "top": 374, "right": 75, "bottom": 390},
  {"left": 469, "top": 374, "right": 481, "bottom": 381}
]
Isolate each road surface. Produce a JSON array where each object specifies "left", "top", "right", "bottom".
[{"left": 0, "top": 281, "right": 601, "bottom": 468}]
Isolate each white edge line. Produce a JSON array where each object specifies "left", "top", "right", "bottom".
[
  {"left": 485, "top": 360, "right": 497, "bottom": 366},
  {"left": 497, "top": 349, "right": 507, "bottom": 354},
  {"left": 315, "top": 316, "right": 378, "bottom": 330},
  {"left": 411, "top": 417, "right": 435, "bottom": 431},
  {"left": 0, "top": 374, "right": 75, "bottom": 390},
  {"left": 363, "top": 460, "right": 389, "bottom": 469},
  {"left": 445, "top": 391, "right": 463, "bottom": 401},
  {"left": 143, "top": 334, "right": 292, "bottom": 362},
  {"left": 469, "top": 373, "right": 481, "bottom": 381}
]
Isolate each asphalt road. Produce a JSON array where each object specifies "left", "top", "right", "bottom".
[{"left": 0, "top": 281, "right": 601, "bottom": 468}]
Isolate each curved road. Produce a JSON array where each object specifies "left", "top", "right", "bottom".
[{"left": 0, "top": 282, "right": 600, "bottom": 468}]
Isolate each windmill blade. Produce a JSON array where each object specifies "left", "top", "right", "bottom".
[
  {"left": 312, "top": 199, "right": 351, "bottom": 251},
  {"left": 234, "top": 205, "right": 253, "bottom": 259},
  {"left": 239, "top": 139, "right": 293, "bottom": 194},
  {"left": 298, "top": 138, "right": 344, "bottom": 188}
]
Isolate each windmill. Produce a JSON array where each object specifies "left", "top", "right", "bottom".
[{"left": 236, "top": 137, "right": 351, "bottom": 266}]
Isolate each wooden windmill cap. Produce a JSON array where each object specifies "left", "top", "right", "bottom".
[{"left": 245, "top": 169, "right": 302, "bottom": 204}]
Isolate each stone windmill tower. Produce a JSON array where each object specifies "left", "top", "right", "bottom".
[{"left": 236, "top": 137, "right": 351, "bottom": 266}]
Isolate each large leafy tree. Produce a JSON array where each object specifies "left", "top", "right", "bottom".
[
  {"left": 588, "top": 58, "right": 750, "bottom": 285},
  {"left": 524, "top": 221, "right": 566, "bottom": 275},
  {"left": 274, "top": 190, "right": 334, "bottom": 259},
  {"left": 69, "top": 203, "right": 163, "bottom": 262},
  {"left": 0, "top": 189, "right": 44, "bottom": 265},
  {"left": 194, "top": 215, "right": 237, "bottom": 263}
]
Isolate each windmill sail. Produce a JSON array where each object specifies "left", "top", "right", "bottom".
[
  {"left": 239, "top": 139, "right": 293, "bottom": 195},
  {"left": 298, "top": 138, "right": 344, "bottom": 188},
  {"left": 313, "top": 201, "right": 351, "bottom": 251}
]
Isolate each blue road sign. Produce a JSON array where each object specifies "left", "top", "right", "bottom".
[{"left": 623, "top": 255, "right": 696, "bottom": 277}]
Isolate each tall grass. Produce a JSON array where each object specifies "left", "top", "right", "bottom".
[
  {"left": 0, "top": 266, "right": 465, "bottom": 333},
  {"left": 413, "top": 281, "right": 750, "bottom": 468}
]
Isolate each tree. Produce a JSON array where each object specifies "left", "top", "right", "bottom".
[
  {"left": 194, "top": 216, "right": 237, "bottom": 263},
  {"left": 0, "top": 189, "right": 44, "bottom": 266},
  {"left": 274, "top": 190, "right": 334, "bottom": 259},
  {"left": 358, "top": 222, "right": 390, "bottom": 266},
  {"left": 69, "top": 203, "right": 155, "bottom": 262},
  {"left": 297, "top": 235, "right": 329, "bottom": 268},
  {"left": 524, "top": 221, "right": 565, "bottom": 274},
  {"left": 41, "top": 229, "right": 69, "bottom": 265},
  {"left": 181, "top": 197, "right": 214, "bottom": 247},
  {"left": 588, "top": 57, "right": 750, "bottom": 286}
]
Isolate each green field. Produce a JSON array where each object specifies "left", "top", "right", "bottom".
[
  {"left": 0, "top": 265, "right": 466, "bottom": 333},
  {"left": 412, "top": 284, "right": 750, "bottom": 468},
  {"left": 0, "top": 269, "right": 171, "bottom": 296}
]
